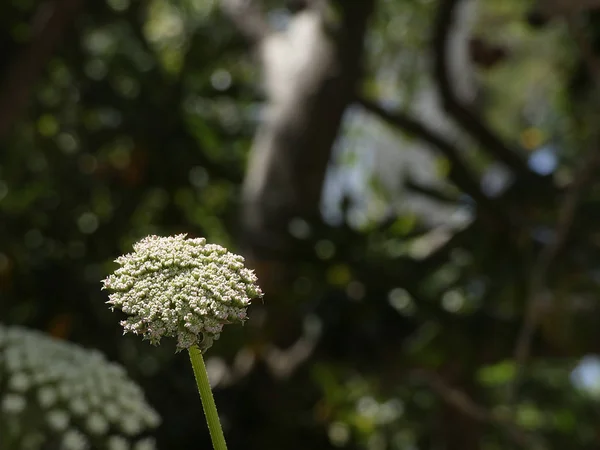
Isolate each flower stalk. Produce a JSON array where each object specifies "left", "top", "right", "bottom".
[{"left": 188, "top": 345, "right": 227, "bottom": 450}]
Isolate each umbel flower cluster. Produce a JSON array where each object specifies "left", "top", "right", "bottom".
[
  {"left": 103, "top": 234, "right": 262, "bottom": 352},
  {"left": 0, "top": 324, "right": 161, "bottom": 450}
]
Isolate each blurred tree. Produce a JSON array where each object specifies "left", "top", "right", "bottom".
[{"left": 2, "top": 0, "right": 600, "bottom": 449}]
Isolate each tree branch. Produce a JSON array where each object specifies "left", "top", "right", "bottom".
[
  {"left": 404, "top": 178, "right": 459, "bottom": 204},
  {"left": 221, "top": 0, "right": 271, "bottom": 45},
  {"left": 0, "top": 0, "right": 83, "bottom": 140},
  {"left": 412, "top": 369, "right": 539, "bottom": 449},
  {"left": 357, "top": 96, "right": 499, "bottom": 214},
  {"left": 509, "top": 19, "right": 600, "bottom": 403},
  {"left": 432, "top": 0, "right": 534, "bottom": 180},
  {"left": 510, "top": 134, "right": 600, "bottom": 403}
]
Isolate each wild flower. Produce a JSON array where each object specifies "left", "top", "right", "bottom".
[
  {"left": 103, "top": 234, "right": 263, "bottom": 450},
  {"left": 0, "top": 324, "right": 160, "bottom": 450}
]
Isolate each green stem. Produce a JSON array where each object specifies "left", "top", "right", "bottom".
[{"left": 188, "top": 345, "right": 228, "bottom": 450}]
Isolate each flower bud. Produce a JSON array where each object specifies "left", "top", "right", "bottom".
[{"left": 103, "top": 234, "right": 263, "bottom": 352}]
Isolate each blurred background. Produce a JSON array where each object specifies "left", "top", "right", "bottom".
[{"left": 2, "top": 0, "right": 600, "bottom": 448}]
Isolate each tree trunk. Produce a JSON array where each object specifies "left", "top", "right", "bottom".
[{"left": 240, "top": 1, "right": 375, "bottom": 263}]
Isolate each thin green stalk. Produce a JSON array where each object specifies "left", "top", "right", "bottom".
[{"left": 188, "top": 345, "right": 228, "bottom": 450}]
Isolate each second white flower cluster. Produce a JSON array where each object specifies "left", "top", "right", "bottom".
[{"left": 0, "top": 324, "right": 160, "bottom": 450}]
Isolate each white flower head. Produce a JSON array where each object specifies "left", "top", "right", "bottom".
[
  {"left": 102, "top": 234, "right": 263, "bottom": 352},
  {"left": 0, "top": 325, "right": 161, "bottom": 447}
]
